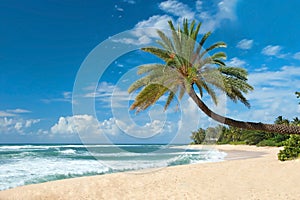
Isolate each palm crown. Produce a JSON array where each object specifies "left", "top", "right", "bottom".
[
  {"left": 128, "top": 19, "right": 300, "bottom": 135},
  {"left": 128, "top": 19, "right": 253, "bottom": 112}
]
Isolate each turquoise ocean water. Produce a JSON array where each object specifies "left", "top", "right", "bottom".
[{"left": 0, "top": 144, "right": 226, "bottom": 190}]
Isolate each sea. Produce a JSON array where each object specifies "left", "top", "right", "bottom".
[{"left": 0, "top": 144, "right": 227, "bottom": 191}]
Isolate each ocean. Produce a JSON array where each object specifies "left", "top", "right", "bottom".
[{"left": 0, "top": 144, "right": 226, "bottom": 191}]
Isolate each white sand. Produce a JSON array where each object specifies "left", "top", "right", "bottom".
[{"left": 1, "top": 145, "right": 300, "bottom": 200}]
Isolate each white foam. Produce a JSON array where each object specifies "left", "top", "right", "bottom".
[
  {"left": 0, "top": 146, "right": 227, "bottom": 191},
  {"left": 60, "top": 149, "right": 76, "bottom": 155},
  {"left": 0, "top": 158, "right": 109, "bottom": 191}
]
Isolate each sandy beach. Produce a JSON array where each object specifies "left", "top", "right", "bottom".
[{"left": 1, "top": 145, "right": 300, "bottom": 200}]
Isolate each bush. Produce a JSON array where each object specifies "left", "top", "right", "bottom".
[
  {"left": 242, "top": 131, "right": 266, "bottom": 145},
  {"left": 278, "top": 135, "right": 300, "bottom": 161},
  {"left": 229, "top": 141, "right": 247, "bottom": 145},
  {"left": 256, "top": 139, "right": 282, "bottom": 147},
  {"left": 190, "top": 128, "right": 206, "bottom": 144}
]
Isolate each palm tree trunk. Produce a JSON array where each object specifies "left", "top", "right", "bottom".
[{"left": 188, "top": 87, "right": 300, "bottom": 135}]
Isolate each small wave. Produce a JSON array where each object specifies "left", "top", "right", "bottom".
[
  {"left": 0, "top": 145, "right": 227, "bottom": 191},
  {"left": 59, "top": 149, "right": 76, "bottom": 155},
  {"left": 168, "top": 150, "right": 226, "bottom": 166}
]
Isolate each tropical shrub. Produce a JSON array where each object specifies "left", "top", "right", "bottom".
[
  {"left": 190, "top": 128, "right": 206, "bottom": 144},
  {"left": 256, "top": 139, "right": 281, "bottom": 147},
  {"left": 278, "top": 135, "right": 300, "bottom": 161}
]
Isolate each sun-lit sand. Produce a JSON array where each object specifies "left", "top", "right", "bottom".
[{"left": 1, "top": 145, "right": 300, "bottom": 200}]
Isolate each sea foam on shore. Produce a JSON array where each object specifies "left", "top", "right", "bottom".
[{"left": 0, "top": 144, "right": 226, "bottom": 190}]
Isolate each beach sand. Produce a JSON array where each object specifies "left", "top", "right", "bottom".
[{"left": 1, "top": 145, "right": 300, "bottom": 200}]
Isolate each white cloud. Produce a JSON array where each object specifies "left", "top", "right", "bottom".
[
  {"left": 84, "top": 81, "right": 114, "bottom": 98},
  {"left": 112, "top": 15, "right": 173, "bottom": 46},
  {"left": 14, "top": 122, "right": 22, "bottom": 131},
  {"left": 0, "top": 117, "right": 13, "bottom": 128},
  {"left": 51, "top": 115, "right": 99, "bottom": 135},
  {"left": 226, "top": 57, "right": 246, "bottom": 67},
  {"left": 84, "top": 82, "right": 133, "bottom": 108},
  {"left": 0, "top": 108, "right": 31, "bottom": 117},
  {"left": 236, "top": 39, "right": 254, "bottom": 50},
  {"left": 217, "top": 0, "right": 238, "bottom": 20},
  {"left": 0, "top": 117, "right": 40, "bottom": 134},
  {"left": 0, "top": 111, "right": 16, "bottom": 117},
  {"left": 293, "top": 52, "right": 300, "bottom": 60},
  {"left": 25, "top": 119, "right": 41, "bottom": 128},
  {"left": 134, "top": 15, "right": 172, "bottom": 32},
  {"left": 115, "top": 5, "right": 124, "bottom": 12},
  {"left": 114, "top": 0, "right": 239, "bottom": 45},
  {"left": 195, "top": 0, "right": 203, "bottom": 11},
  {"left": 123, "top": 0, "right": 135, "bottom": 4},
  {"left": 116, "top": 119, "right": 173, "bottom": 138},
  {"left": 197, "top": 0, "right": 238, "bottom": 33},
  {"left": 8, "top": 108, "right": 31, "bottom": 114},
  {"left": 42, "top": 91, "right": 73, "bottom": 104},
  {"left": 112, "top": 35, "right": 152, "bottom": 46},
  {"left": 261, "top": 45, "right": 282, "bottom": 56},
  {"left": 159, "top": 0, "right": 195, "bottom": 20},
  {"left": 254, "top": 65, "right": 268, "bottom": 72},
  {"left": 231, "top": 66, "right": 300, "bottom": 123},
  {"left": 50, "top": 115, "right": 120, "bottom": 137}
]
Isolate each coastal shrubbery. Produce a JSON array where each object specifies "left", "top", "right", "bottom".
[
  {"left": 190, "top": 128, "right": 206, "bottom": 144},
  {"left": 278, "top": 135, "right": 300, "bottom": 161},
  {"left": 190, "top": 116, "right": 300, "bottom": 161}
]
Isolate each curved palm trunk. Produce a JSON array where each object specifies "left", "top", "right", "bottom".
[{"left": 188, "top": 87, "right": 300, "bottom": 135}]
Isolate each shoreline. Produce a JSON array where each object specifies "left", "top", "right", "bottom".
[{"left": 1, "top": 145, "right": 300, "bottom": 199}]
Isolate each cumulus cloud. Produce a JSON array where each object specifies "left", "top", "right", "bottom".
[
  {"left": 49, "top": 114, "right": 175, "bottom": 141},
  {"left": 51, "top": 115, "right": 103, "bottom": 135},
  {"left": 116, "top": 119, "right": 173, "bottom": 138},
  {"left": 112, "top": 15, "right": 173, "bottom": 46},
  {"left": 229, "top": 66, "right": 300, "bottom": 123},
  {"left": 261, "top": 45, "right": 283, "bottom": 57},
  {"left": 25, "top": 119, "right": 41, "bottom": 128},
  {"left": 293, "top": 52, "right": 300, "bottom": 60},
  {"left": 114, "top": 0, "right": 239, "bottom": 45},
  {"left": 0, "top": 117, "right": 40, "bottom": 134},
  {"left": 159, "top": 0, "right": 195, "bottom": 20},
  {"left": 236, "top": 39, "right": 254, "bottom": 50},
  {"left": 226, "top": 57, "right": 246, "bottom": 67}
]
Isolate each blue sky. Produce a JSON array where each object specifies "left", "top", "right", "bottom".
[{"left": 1, "top": 0, "right": 300, "bottom": 144}]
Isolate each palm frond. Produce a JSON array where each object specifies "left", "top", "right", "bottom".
[{"left": 156, "top": 30, "right": 174, "bottom": 51}]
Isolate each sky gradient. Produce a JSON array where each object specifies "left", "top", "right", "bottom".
[{"left": 1, "top": 0, "right": 300, "bottom": 144}]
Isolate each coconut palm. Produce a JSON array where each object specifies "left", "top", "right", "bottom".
[
  {"left": 128, "top": 19, "right": 300, "bottom": 135},
  {"left": 274, "top": 116, "right": 290, "bottom": 125},
  {"left": 296, "top": 92, "right": 300, "bottom": 104},
  {"left": 292, "top": 117, "right": 300, "bottom": 126}
]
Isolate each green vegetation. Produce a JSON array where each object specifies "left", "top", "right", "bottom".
[
  {"left": 278, "top": 135, "right": 300, "bottom": 161},
  {"left": 190, "top": 128, "right": 206, "bottom": 144},
  {"left": 191, "top": 126, "right": 222, "bottom": 144},
  {"left": 190, "top": 116, "right": 300, "bottom": 161},
  {"left": 296, "top": 92, "right": 300, "bottom": 104},
  {"left": 128, "top": 19, "right": 300, "bottom": 134}
]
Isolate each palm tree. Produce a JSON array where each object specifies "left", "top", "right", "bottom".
[
  {"left": 296, "top": 92, "right": 300, "bottom": 104},
  {"left": 274, "top": 116, "right": 290, "bottom": 125},
  {"left": 292, "top": 117, "right": 300, "bottom": 126},
  {"left": 128, "top": 19, "right": 300, "bottom": 135}
]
